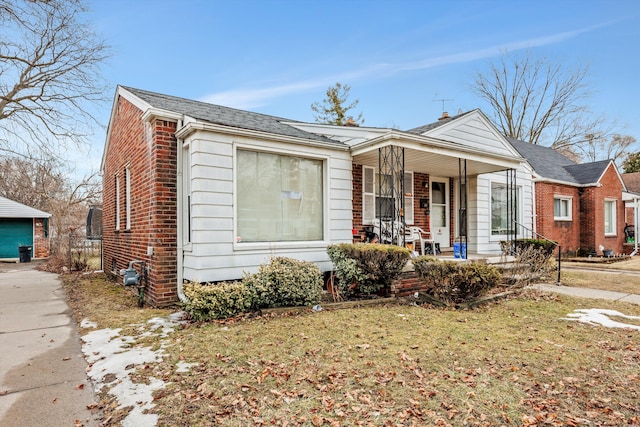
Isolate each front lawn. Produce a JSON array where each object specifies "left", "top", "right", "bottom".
[{"left": 64, "top": 274, "right": 640, "bottom": 426}]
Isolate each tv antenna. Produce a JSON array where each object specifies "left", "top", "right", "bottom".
[{"left": 433, "top": 95, "right": 454, "bottom": 112}]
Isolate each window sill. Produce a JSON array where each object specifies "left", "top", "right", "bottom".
[
  {"left": 233, "top": 240, "right": 329, "bottom": 251},
  {"left": 553, "top": 218, "right": 572, "bottom": 222}
]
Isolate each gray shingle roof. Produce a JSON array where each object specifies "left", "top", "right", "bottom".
[
  {"left": 0, "top": 196, "right": 51, "bottom": 218},
  {"left": 121, "top": 86, "right": 342, "bottom": 146},
  {"left": 564, "top": 160, "right": 611, "bottom": 185},
  {"left": 508, "top": 137, "right": 611, "bottom": 185}
]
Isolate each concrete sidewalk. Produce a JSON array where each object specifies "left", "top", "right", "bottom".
[
  {"left": 532, "top": 283, "right": 640, "bottom": 305},
  {"left": 0, "top": 262, "right": 100, "bottom": 427}
]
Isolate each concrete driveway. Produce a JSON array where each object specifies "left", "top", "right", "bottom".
[{"left": 0, "top": 261, "right": 100, "bottom": 427}]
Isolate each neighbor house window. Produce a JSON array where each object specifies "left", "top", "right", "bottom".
[
  {"left": 554, "top": 196, "right": 572, "bottom": 221},
  {"left": 115, "top": 174, "right": 121, "bottom": 231},
  {"left": 237, "top": 149, "right": 323, "bottom": 242},
  {"left": 604, "top": 199, "right": 616, "bottom": 235},
  {"left": 125, "top": 166, "right": 131, "bottom": 230},
  {"left": 491, "top": 182, "right": 520, "bottom": 235}
]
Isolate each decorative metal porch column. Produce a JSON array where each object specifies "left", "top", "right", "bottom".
[
  {"left": 458, "top": 159, "right": 468, "bottom": 258},
  {"left": 378, "top": 145, "right": 405, "bottom": 245},
  {"left": 506, "top": 168, "right": 518, "bottom": 250}
]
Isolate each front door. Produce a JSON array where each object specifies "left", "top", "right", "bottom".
[{"left": 430, "top": 177, "right": 450, "bottom": 248}]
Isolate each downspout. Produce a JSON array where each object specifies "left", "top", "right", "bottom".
[{"left": 176, "top": 118, "right": 187, "bottom": 302}]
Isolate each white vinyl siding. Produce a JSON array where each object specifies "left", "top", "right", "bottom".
[
  {"left": 554, "top": 196, "right": 572, "bottom": 221},
  {"left": 604, "top": 199, "right": 616, "bottom": 235},
  {"left": 181, "top": 130, "right": 352, "bottom": 284}
]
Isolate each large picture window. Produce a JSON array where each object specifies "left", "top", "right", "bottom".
[
  {"left": 491, "top": 182, "right": 520, "bottom": 236},
  {"left": 237, "top": 150, "right": 323, "bottom": 242}
]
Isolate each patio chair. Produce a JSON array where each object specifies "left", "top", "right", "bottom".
[{"left": 408, "top": 226, "right": 437, "bottom": 255}]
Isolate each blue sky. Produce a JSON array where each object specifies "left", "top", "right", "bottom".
[{"left": 84, "top": 0, "right": 640, "bottom": 171}]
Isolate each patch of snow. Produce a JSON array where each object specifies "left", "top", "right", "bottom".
[
  {"left": 80, "top": 312, "right": 186, "bottom": 427},
  {"left": 175, "top": 360, "right": 199, "bottom": 373},
  {"left": 563, "top": 308, "right": 640, "bottom": 331},
  {"left": 80, "top": 318, "right": 98, "bottom": 329}
]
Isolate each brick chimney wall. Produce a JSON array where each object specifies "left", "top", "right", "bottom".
[{"left": 102, "top": 96, "right": 178, "bottom": 307}]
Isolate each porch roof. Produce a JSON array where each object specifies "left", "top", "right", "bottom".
[{"left": 350, "top": 132, "right": 523, "bottom": 177}]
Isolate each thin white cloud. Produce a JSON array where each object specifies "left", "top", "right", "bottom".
[{"left": 200, "top": 23, "right": 608, "bottom": 109}]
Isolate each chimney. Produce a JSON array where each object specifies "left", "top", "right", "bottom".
[
  {"left": 438, "top": 111, "right": 450, "bottom": 121},
  {"left": 344, "top": 116, "right": 359, "bottom": 127}
]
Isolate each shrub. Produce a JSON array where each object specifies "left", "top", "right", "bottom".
[
  {"left": 413, "top": 257, "right": 502, "bottom": 305},
  {"left": 338, "top": 243, "right": 411, "bottom": 295},
  {"left": 244, "top": 257, "right": 323, "bottom": 309},
  {"left": 326, "top": 244, "right": 368, "bottom": 298},
  {"left": 183, "top": 281, "right": 253, "bottom": 321},
  {"left": 501, "top": 239, "right": 557, "bottom": 259}
]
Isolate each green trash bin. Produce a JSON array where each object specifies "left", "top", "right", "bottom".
[{"left": 19, "top": 245, "right": 32, "bottom": 263}]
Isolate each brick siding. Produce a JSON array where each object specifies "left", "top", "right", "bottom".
[
  {"left": 535, "top": 163, "right": 625, "bottom": 255},
  {"left": 102, "top": 96, "right": 178, "bottom": 307}
]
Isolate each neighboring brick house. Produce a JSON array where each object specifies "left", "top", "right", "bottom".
[
  {"left": 510, "top": 139, "right": 627, "bottom": 255},
  {"left": 0, "top": 195, "right": 51, "bottom": 259},
  {"left": 622, "top": 172, "right": 640, "bottom": 254},
  {"left": 101, "top": 86, "right": 531, "bottom": 306}
]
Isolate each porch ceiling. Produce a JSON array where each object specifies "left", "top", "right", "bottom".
[{"left": 353, "top": 145, "right": 519, "bottom": 177}]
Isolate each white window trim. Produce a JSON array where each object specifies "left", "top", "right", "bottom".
[
  {"left": 553, "top": 195, "right": 573, "bottom": 221},
  {"left": 604, "top": 198, "right": 617, "bottom": 236},
  {"left": 125, "top": 166, "right": 131, "bottom": 230},
  {"left": 115, "top": 174, "right": 121, "bottom": 231},
  {"left": 362, "top": 166, "right": 375, "bottom": 225},
  {"left": 489, "top": 180, "right": 523, "bottom": 240},
  {"left": 362, "top": 166, "right": 413, "bottom": 224}
]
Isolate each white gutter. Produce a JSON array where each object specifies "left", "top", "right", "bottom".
[{"left": 175, "top": 118, "right": 187, "bottom": 302}]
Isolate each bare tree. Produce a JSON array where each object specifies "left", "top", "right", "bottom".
[
  {"left": 471, "top": 51, "right": 607, "bottom": 152},
  {"left": 0, "top": 0, "right": 109, "bottom": 158},
  {"left": 311, "top": 82, "right": 364, "bottom": 126},
  {"left": 0, "top": 155, "right": 101, "bottom": 254},
  {"left": 575, "top": 133, "right": 637, "bottom": 164}
]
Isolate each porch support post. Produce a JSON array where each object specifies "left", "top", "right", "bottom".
[
  {"left": 506, "top": 168, "right": 518, "bottom": 252},
  {"left": 378, "top": 145, "right": 405, "bottom": 246},
  {"left": 458, "top": 159, "right": 468, "bottom": 259}
]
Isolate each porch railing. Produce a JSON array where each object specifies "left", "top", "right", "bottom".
[{"left": 512, "top": 221, "right": 561, "bottom": 286}]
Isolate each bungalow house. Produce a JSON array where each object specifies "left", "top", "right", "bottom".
[
  {"left": 0, "top": 195, "right": 51, "bottom": 260},
  {"left": 101, "top": 86, "right": 533, "bottom": 306},
  {"left": 509, "top": 140, "right": 628, "bottom": 256}
]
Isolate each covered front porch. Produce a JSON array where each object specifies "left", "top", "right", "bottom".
[{"left": 350, "top": 130, "right": 526, "bottom": 257}]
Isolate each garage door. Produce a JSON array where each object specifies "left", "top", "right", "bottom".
[{"left": 0, "top": 219, "right": 33, "bottom": 258}]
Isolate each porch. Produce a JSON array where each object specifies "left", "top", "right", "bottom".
[{"left": 351, "top": 133, "right": 526, "bottom": 257}]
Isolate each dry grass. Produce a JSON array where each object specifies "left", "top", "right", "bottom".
[
  {"left": 564, "top": 255, "right": 640, "bottom": 271},
  {"left": 560, "top": 270, "right": 640, "bottom": 294},
  {"left": 62, "top": 273, "right": 640, "bottom": 426}
]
